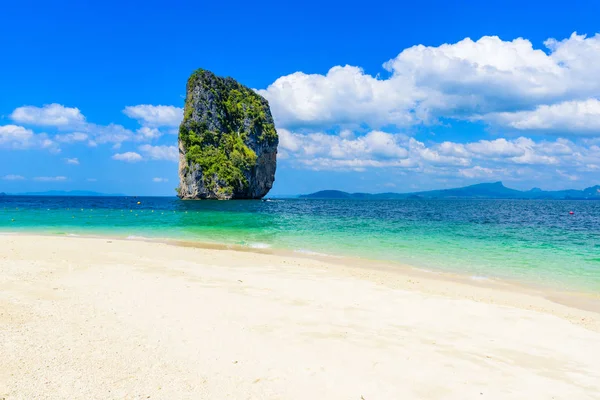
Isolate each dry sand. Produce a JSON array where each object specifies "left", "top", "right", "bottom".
[{"left": 1, "top": 234, "right": 600, "bottom": 399}]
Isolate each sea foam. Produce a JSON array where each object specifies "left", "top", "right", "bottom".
[
  {"left": 294, "top": 249, "right": 341, "bottom": 258},
  {"left": 247, "top": 242, "right": 271, "bottom": 249}
]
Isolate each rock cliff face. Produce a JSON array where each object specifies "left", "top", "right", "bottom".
[{"left": 177, "top": 69, "right": 278, "bottom": 200}]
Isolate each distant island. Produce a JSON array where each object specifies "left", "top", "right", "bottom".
[
  {"left": 299, "top": 182, "right": 600, "bottom": 200},
  {"left": 7, "top": 190, "right": 125, "bottom": 197}
]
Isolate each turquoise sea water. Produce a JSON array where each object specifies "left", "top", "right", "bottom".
[{"left": 1, "top": 196, "right": 599, "bottom": 292}]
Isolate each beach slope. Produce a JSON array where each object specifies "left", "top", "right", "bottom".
[{"left": 1, "top": 235, "right": 599, "bottom": 399}]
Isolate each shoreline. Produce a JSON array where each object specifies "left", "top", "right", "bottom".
[
  {"left": 2, "top": 234, "right": 600, "bottom": 399},
  {"left": 3, "top": 232, "right": 600, "bottom": 328},
  {"left": 3, "top": 229, "right": 600, "bottom": 316}
]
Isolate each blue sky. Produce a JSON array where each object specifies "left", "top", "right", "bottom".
[{"left": 2, "top": 0, "right": 600, "bottom": 196}]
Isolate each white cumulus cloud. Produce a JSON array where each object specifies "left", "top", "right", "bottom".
[
  {"left": 279, "top": 129, "right": 600, "bottom": 183},
  {"left": 139, "top": 144, "right": 178, "bottom": 162},
  {"left": 8, "top": 104, "right": 181, "bottom": 147},
  {"left": 0, "top": 124, "right": 59, "bottom": 152},
  {"left": 259, "top": 66, "right": 418, "bottom": 129},
  {"left": 112, "top": 152, "right": 142, "bottom": 163},
  {"left": 260, "top": 32, "right": 600, "bottom": 135},
  {"left": 0, "top": 125, "right": 34, "bottom": 147},
  {"left": 483, "top": 99, "right": 600, "bottom": 134},
  {"left": 279, "top": 129, "right": 409, "bottom": 165},
  {"left": 136, "top": 126, "right": 162, "bottom": 141},
  {"left": 153, "top": 177, "right": 169, "bottom": 182},
  {"left": 466, "top": 138, "right": 527, "bottom": 158},
  {"left": 11, "top": 104, "right": 85, "bottom": 127},
  {"left": 54, "top": 132, "right": 89, "bottom": 143},
  {"left": 123, "top": 105, "right": 183, "bottom": 127}
]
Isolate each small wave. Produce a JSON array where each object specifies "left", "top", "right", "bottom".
[
  {"left": 470, "top": 275, "right": 490, "bottom": 282},
  {"left": 247, "top": 242, "right": 271, "bottom": 249},
  {"left": 294, "top": 249, "right": 340, "bottom": 258},
  {"left": 126, "top": 235, "right": 150, "bottom": 240},
  {"left": 66, "top": 233, "right": 80, "bottom": 237}
]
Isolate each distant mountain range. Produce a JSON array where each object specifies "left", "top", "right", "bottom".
[
  {"left": 299, "top": 182, "right": 600, "bottom": 200},
  {"left": 7, "top": 190, "right": 125, "bottom": 197}
]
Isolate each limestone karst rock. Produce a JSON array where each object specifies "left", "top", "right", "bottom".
[{"left": 177, "top": 69, "right": 278, "bottom": 199}]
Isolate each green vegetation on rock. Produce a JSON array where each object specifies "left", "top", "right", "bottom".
[{"left": 178, "top": 69, "right": 278, "bottom": 199}]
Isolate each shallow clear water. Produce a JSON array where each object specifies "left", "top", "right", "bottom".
[{"left": 1, "top": 196, "right": 599, "bottom": 291}]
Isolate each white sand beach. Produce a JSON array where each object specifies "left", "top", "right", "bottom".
[{"left": 1, "top": 234, "right": 600, "bottom": 400}]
